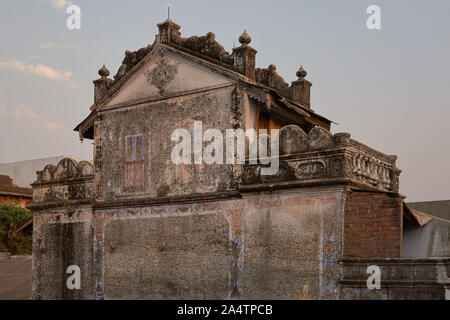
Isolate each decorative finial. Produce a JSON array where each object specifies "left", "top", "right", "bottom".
[
  {"left": 98, "top": 65, "right": 110, "bottom": 77},
  {"left": 168, "top": 4, "right": 171, "bottom": 19},
  {"left": 296, "top": 66, "right": 307, "bottom": 79},
  {"left": 239, "top": 29, "right": 251, "bottom": 45}
]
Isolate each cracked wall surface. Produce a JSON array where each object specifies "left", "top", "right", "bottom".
[
  {"left": 96, "top": 86, "right": 237, "bottom": 201},
  {"left": 32, "top": 186, "right": 346, "bottom": 300}
]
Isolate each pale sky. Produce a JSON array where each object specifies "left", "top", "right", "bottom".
[{"left": 0, "top": 0, "right": 449, "bottom": 201}]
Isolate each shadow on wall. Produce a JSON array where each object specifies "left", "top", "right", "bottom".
[{"left": 402, "top": 204, "right": 450, "bottom": 258}]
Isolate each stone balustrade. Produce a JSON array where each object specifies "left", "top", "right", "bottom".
[{"left": 240, "top": 125, "right": 401, "bottom": 193}]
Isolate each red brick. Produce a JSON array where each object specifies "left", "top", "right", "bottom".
[{"left": 343, "top": 191, "right": 402, "bottom": 258}]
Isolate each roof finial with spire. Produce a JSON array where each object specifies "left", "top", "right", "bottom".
[
  {"left": 98, "top": 65, "right": 110, "bottom": 78},
  {"left": 233, "top": 29, "right": 257, "bottom": 80},
  {"left": 239, "top": 29, "right": 252, "bottom": 46},
  {"left": 296, "top": 66, "right": 307, "bottom": 79}
]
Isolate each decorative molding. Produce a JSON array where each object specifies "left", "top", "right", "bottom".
[
  {"left": 34, "top": 158, "right": 94, "bottom": 185},
  {"left": 240, "top": 124, "right": 400, "bottom": 193},
  {"left": 144, "top": 55, "right": 178, "bottom": 94},
  {"left": 293, "top": 159, "right": 327, "bottom": 179}
]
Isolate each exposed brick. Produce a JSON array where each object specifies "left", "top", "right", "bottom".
[{"left": 343, "top": 191, "right": 402, "bottom": 258}]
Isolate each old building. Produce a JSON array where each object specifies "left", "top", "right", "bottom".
[{"left": 28, "top": 20, "right": 449, "bottom": 300}]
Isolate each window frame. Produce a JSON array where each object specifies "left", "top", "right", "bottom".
[{"left": 124, "top": 133, "right": 145, "bottom": 163}]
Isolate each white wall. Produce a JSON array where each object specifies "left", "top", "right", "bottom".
[{"left": 0, "top": 156, "right": 68, "bottom": 188}]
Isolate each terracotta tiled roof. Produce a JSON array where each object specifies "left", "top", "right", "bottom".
[{"left": 0, "top": 175, "right": 32, "bottom": 197}]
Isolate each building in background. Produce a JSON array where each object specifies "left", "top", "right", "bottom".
[
  {"left": 0, "top": 175, "right": 32, "bottom": 208},
  {"left": 408, "top": 200, "right": 450, "bottom": 221}
]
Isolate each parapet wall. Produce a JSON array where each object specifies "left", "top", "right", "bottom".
[
  {"left": 340, "top": 257, "right": 450, "bottom": 299},
  {"left": 30, "top": 158, "right": 94, "bottom": 209},
  {"left": 240, "top": 125, "right": 400, "bottom": 194},
  {"left": 29, "top": 157, "right": 95, "bottom": 300}
]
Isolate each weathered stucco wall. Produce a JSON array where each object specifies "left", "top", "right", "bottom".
[
  {"left": 32, "top": 207, "right": 94, "bottom": 300},
  {"left": 103, "top": 212, "right": 230, "bottom": 299},
  {"left": 96, "top": 86, "right": 237, "bottom": 201},
  {"left": 31, "top": 158, "right": 94, "bottom": 205},
  {"left": 31, "top": 185, "right": 346, "bottom": 300},
  {"left": 240, "top": 187, "right": 345, "bottom": 300},
  {"left": 94, "top": 186, "right": 346, "bottom": 299}
]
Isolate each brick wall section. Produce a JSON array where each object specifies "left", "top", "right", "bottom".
[{"left": 343, "top": 191, "right": 403, "bottom": 258}]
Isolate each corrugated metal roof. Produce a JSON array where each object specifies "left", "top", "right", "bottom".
[
  {"left": 403, "top": 202, "right": 434, "bottom": 227},
  {"left": 407, "top": 200, "right": 450, "bottom": 221}
]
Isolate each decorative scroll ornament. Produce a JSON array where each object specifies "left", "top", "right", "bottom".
[
  {"left": 160, "top": 29, "right": 168, "bottom": 43},
  {"left": 94, "top": 85, "right": 103, "bottom": 102},
  {"left": 293, "top": 160, "right": 327, "bottom": 179},
  {"left": 144, "top": 55, "right": 178, "bottom": 94}
]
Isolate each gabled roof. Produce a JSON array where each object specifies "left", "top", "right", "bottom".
[{"left": 92, "top": 44, "right": 245, "bottom": 112}]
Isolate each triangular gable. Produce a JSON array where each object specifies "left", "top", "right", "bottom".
[{"left": 99, "top": 45, "right": 240, "bottom": 111}]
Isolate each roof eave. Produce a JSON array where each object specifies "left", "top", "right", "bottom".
[{"left": 240, "top": 80, "right": 334, "bottom": 127}]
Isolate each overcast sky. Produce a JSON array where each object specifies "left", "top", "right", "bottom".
[{"left": 0, "top": 0, "right": 449, "bottom": 202}]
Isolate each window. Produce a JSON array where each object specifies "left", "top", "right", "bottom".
[
  {"left": 123, "top": 128, "right": 146, "bottom": 191},
  {"left": 125, "top": 133, "right": 145, "bottom": 162}
]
